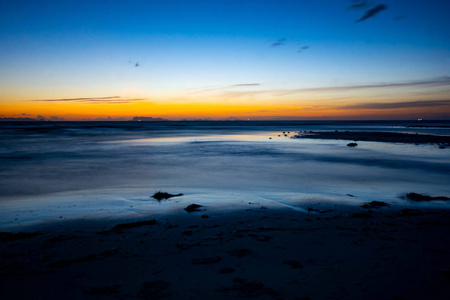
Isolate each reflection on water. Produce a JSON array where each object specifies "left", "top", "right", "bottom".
[{"left": 0, "top": 121, "right": 449, "bottom": 229}]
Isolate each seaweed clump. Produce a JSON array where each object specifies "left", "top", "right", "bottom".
[
  {"left": 152, "top": 191, "right": 183, "bottom": 201},
  {"left": 407, "top": 193, "right": 450, "bottom": 201}
]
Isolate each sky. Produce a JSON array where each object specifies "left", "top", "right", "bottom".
[{"left": 1, "top": 0, "right": 449, "bottom": 120}]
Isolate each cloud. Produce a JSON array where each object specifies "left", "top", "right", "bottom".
[
  {"left": 188, "top": 83, "right": 262, "bottom": 95},
  {"left": 356, "top": 4, "right": 387, "bottom": 23},
  {"left": 231, "top": 83, "right": 261, "bottom": 87},
  {"left": 297, "top": 46, "right": 310, "bottom": 53},
  {"left": 340, "top": 100, "right": 450, "bottom": 110},
  {"left": 30, "top": 96, "right": 145, "bottom": 104},
  {"left": 272, "top": 38, "right": 287, "bottom": 47},
  {"left": 277, "top": 77, "right": 450, "bottom": 95},
  {"left": 50, "top": 116, "right": 65, "bottom": 121},
  {"left": 186, "top": 77, "right": 450, "bottom": 101},
  {"left": 348, "top": 1, "right": 371, "bottom": 10}
]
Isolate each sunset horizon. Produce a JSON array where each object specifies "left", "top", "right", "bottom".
[
  {"left": 2, "top": 1, "right": 449, "bottom": 121},
  {"left": 1, "top": 2, "right": 450, "bottom": 299}
]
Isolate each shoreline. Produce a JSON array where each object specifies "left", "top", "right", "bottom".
[
  {"left": 293, "top": 131, "right": 450, "bottom": 145},
  {"left": 2, "top": 203, "right": 450, "bottom": 299}
]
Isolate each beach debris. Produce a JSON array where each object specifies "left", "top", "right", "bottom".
[
  {"left": 227, "top": 248, "right": 254, "bottom": 257},
  {"left": 184, "top": 204, "right": 204, "bottom": 212},
  {"left": 406, "top": 193, "right": 450, "bottom": 201},
  {"left": 306, "top": 207, "right": 333, "bottom": 213},
  {"left": 139, "top": 280, "right": 172, "bottom": 299},
  {"left": 347, "top": 142, "right": 358, "bottom": 147},
  {"left": 347, "top": 194, "right": 355, "bottom": 197},
  {"left": 111, "top": 219, "right": 158, "bottom": 231},
  {"left": 217, "top": 278, "right": 281, "bottom": 299},
  {"left": 218, "top": 267, "right": 235, "bottom": 274},
  {"left": 98, "top": 219, "right": 158, "bottom": 234},
  {"left": 151, "top": 191, "right": 183, "bottom": 201},
  {"left": 307, "top": 207, "right": 320, "bottom": 212},
  {"left": 362, "top": 201, "right": 390, "bottom": 209},
  {"left": 192, "top": 256, "right": 222, "bottom": 265},
  {"left": 283, "top": 260, "right": 303, "bottom": 269},
  {"left": 0, "top": 231, "right": 42, "bottom": 243}
]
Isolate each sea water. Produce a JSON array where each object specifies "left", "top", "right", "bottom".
[{"left": 1, "top": 120, "right": 449, "bottom": 229}]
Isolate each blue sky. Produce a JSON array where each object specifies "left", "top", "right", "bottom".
[{"left": 1, "top": 0, "right": 449, "bottom": 120}]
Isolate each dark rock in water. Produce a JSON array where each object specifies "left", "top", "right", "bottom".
[
  {"left": 152, "top": 191, "right": 183, "bottom": 201},
  {"left": 406, "top": 193, "right": 450, "bottom": 201},
  {"left": 107, "top": 219, "right": 158, "bottom": 232},
  {"left": 201, "top": 214, "right": 210, "bottom": 218},
  {"left": 184, "top": 204, "right": 204, "bottom": 212},
  {"left": 347, "top": 142, "right": 358, "bottom": 147},
  {"left": 307, "top": 207, "right": 320, "bottom": 212},
  {"left": 362, "top": 201, "right": 390, "bottom": 209}
]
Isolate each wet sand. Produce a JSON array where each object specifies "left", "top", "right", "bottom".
[
  {"left": 294, "top": 131, "right": 450, "bottom": 146},
  {"left": 1, "top": 203, "right": 450, "bottom": 299}
]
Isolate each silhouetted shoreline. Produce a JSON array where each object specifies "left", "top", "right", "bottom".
[{"left": 294, "top": 130, "right": 450, "bottom": 145}]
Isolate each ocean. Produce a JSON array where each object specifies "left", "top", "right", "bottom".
[{"left": 1, "top": 120, "right": 449, "bottom": 229}]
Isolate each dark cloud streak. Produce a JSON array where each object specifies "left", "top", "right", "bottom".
[
  {"left": 30, "top": 96, "right": 145, "bottom": 104},
  {"left": 231, "top": 83, "right": 260, "bottom": 87},
  {"left": 356, "top": 4, "right": 387, "bottom": 23},
  {"left": 341, "top": 100, "right": 450, "bottom": 110},
  {"left": 277, "top": 77, "right": 450, "bottom": 95},
  {"left": 272, "top": 38, "right": 287, "bottom": 47},
  {"left": 348, "top": 1, "right": 371, "bottom": 10}
]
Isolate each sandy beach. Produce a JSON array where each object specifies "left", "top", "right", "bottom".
[{"left": 1, "top": 200, "right": 450, "bottom": 300}]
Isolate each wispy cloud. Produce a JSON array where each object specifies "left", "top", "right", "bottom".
[
  {"left": 231, "top": 83, "right": 261, "bottom": 87},
  {"left": 272, "top": 38, "right": 287, "bottom": 47},
  {"left": 30, "top": 96, "right": 146, "bottom": 104},
  {"left": 348, "top": 0, "right": 371, "bottom": 10},
  {"left": 185, "top": 77, "right": 450, "bottom": 101},
  {"left": 340, "top": 100, "right": 450, "bottom": 110},
  {"left": 356, "top": 4, "right": 387, "bottom": 22},
  {"left": 277, "top": 77, "right": 450, "bottom": 95},
  {"left": 187, "top": 83, "right": 262, "bottom": 95}
]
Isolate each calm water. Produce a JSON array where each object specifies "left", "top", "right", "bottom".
[{"left": 1, "top": 120, "right": 450, "bottom": 229}]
